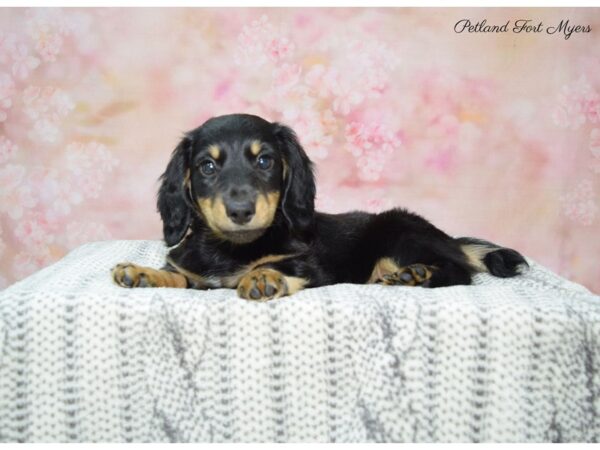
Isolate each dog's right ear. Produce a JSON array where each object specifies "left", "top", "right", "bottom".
[{"left": 157, "top": 135, "right": 193, "bottom": 247}]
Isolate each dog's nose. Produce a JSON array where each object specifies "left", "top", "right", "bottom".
[{"left": 225, "top": 200, "right": 255, "bottom": 225}]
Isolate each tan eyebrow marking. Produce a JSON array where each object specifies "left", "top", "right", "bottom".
[
  {"left": 208, "top": 144, "right": 220, "bottom": 160},
  {"left": 250, "top": 140, "right": 262, "bottom": 156}
]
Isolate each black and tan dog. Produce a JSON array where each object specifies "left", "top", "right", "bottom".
[{"left": 112, "top": 113, "right": 527, "bottom": 300}]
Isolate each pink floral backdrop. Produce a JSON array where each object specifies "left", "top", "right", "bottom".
[{"left": 0, "top": 7, "right": 599, "bottom": 292}]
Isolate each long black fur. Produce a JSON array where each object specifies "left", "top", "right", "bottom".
[{"left": 155, "top": 113, "right": 528, "bottom": 292}]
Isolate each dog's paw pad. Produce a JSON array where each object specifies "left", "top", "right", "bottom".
[
  {"left": 380, "top": 263, "right": 435, "bottom": 287},
  {"left": 112, "top": 263, "right": 154, "bottom": 288},
  {"left": 237, "top": 268, "right": 288, "bottom": 301}
]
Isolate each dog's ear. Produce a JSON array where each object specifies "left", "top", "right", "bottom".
[
  {"left": 273, "top": 123, "right": 316, "bottom": 234},
  {"left": 157, "top": 135, "right": 193, "bottom": 247}
]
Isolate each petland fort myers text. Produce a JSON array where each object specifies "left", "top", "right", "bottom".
[{"left": 454, "top": 19, "right": 591, "bottom": 40}]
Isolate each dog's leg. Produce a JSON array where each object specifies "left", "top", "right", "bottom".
[
  {"left": 236, "top": 254, "right": 321, "bottom": 301},
  {"left": 237, "top": 267, "right": 307, "bottom": 301},
  {"left": 369, "top": 257, "right": 437, "bottom": 287},
  {"left": 456, "top": 237, "right": 528, "bottom": 277},
  {"left": 112, "top": 263, "right": 188, "bottom": 288},
  {"left": 368, "top": 252, "right": 475, "bottom": 288}
]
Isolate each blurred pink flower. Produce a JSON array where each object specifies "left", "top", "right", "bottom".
[
  {"left": 345, "top": 121, "right": 399, "bottom": 181},
  {"left": 65, "top": 141, "right": 117, "bottom": 172},
  {"left": 49, "top": 89, "right": 75, "bottom": 118},
  {"left": 29, "top": 118, "right": 60, "bottom": 143},
  {"left": 280, "top": 107, "right": 334, "bottom": 160},
  {"left": 64, "top": 141, "right": 118, "bottom": 199},
  {"left": 62, "top": 11, "right": 97, "bottom": 54},
  {"left": 28, "top": 166, "right": 82, "bottom": 219},
  {"left": 272, "top": 63, "right": 302, "bottom": 96},
  {"left": 0, "top": 32, "right": 17, "bottom": 64},
  {"left": 0, "top": 135, "right": 18, "bottom": 163},
  {"left": 333, "top": 88, "right": 365, "bottom": 115},
  {"left": 26, "top": 9, "right": 67, "bottom": 62},
  {"left": 0, "top": 164, "right": 37, "bottom": 219},
  {"left": 425, "top": 146, "right": 456, "bottom": 173},
  {"left": 309, "top": 36, "right": 398, "bottom": 114},
  {"left": 23, "top": 85, "right": 74, "bottom": 121},
  {"left": 213, "top": 78, "right": 234, "bottom": 101},
  {"left": 22, "top": 86, "right": 74, "bottom": 142},
  {"left": 14, "top": 212, "right": 55, "bottom": 247},
  {"left": 64, "top": 221, "right": 112, "bottom": 249},
  {"left": 235, "top": 15, "right": 293, "bottom": 67},
  {"left": 365, "top": 194, "right": 393, "bottom": 213},
  {"left": 587, "top": 98, "right": 600, "bottom": 124},
  {"left": 591, "top": 128, "right": 600, "bottom": 174},
  {"left": 0, "top": 72, "right": 15, "bottom": 122},
  {"left": 591, "top": 128, "right": 600, "bottom": 159},
  {"left": 304, "top": 65, "right": 364, "bottom": 114},
  {"left": 12, "top": 246, "right": 53, "bottom": 280},
  {"left": 315, "top": 190, "right": 335, "bottom": 212},
  {"left": 26, "top": 7, "right": 69, "bottom": 36},
  {"left": 0, "top": 225, "right": 5, "bottom": 257},
  {"left": 552, "top": 76, "right": 597, "bottom": 129},
  {"left": 33, "top": 31, "right": 63, "bottom": 62},
  {"left": 22, "top": 85, "right": 42, "bottom": 111},
  {"left": 266, "top": 36, "right": 295, "bottom": 62},
  {"left": 10, "top": 43, "right": 40, "bottom": 80},
  {"left": 304, "top": 64, "right": 340, "bottom": 99},
  {"left": 560, "top": 179, "right": 598, "bottom": 226}
]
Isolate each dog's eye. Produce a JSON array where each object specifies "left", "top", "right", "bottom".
[
  {"left": 257, "top": 154, "right": 273, "bottom": 170},
  {"left": 199, "top": 160, "right": 217, "bottom": 176}
]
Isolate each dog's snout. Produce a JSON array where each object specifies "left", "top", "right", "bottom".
[
  {"left": 229, "top": 186, "right": 249, "bottom": 200},
  {"left": 225, "top": 200, "right": 255, "bottom": 225}
]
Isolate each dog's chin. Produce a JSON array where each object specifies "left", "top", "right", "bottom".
[{"left": 220, "top": 228, "right": 267, "bottom": 244}]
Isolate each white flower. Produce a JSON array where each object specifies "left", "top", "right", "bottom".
[
  {"left": 0, "top": 72, "right": 15, "bottom": 122},
  {"left": 0, "top": 164, "right": 37, "bottom": 219},
  {"left": 591, "top": 128, "right": 600, "bottom": 159},
  {"left": 11, "top": 43, "right": 40, "bottom": 80},
  {"left": 28, "top": 118, "right": 60, "bottom": 144},
  {"left": 0, "top": 135, "right": 18, "bottom": 163}
]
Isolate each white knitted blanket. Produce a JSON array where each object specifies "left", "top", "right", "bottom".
[{"left": 0, "top": 240, "right": 599, "bottom": 442}]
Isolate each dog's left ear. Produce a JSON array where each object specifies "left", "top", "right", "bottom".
[
  {"left": 157, "top": 135, "right": 194, "bottom": 247},
  {"left": 273, "top": 123, "right": 316, "bottom": 234}
]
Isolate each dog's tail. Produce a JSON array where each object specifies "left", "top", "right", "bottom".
[{"left": 455, "top": 237, "right": 529, "bottom": 278}]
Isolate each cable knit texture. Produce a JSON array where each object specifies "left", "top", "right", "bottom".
[{"left": 0, "top": 240, "right": 599, "bottom": 442}]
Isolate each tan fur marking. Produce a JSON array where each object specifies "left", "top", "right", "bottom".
[
  {"left": 165, "top": 257, "right": 217, "bottom": 288},
  {"left": 197, "top": 191, "right": 280, "bottom": 242},
  {"left": 254, "top": 191, "right": 280, "bottom": 224},
  {"left": 208, "top": 144, "right": 220, "bottom": 160},
  {"left": 284, "top": 276, "right": 308, "bottom": 295},
  {"left": 197, "top": 196, "right": 228, "bottom": 239},
  {"left": 236, "top": 267, "right": 307, "bottom": 301},
  {"left": 164, "top": 254, "right": 296, "bottom": 291},
  {"left": 220, "top": 253, "right": 294, "bottom": 289},
  {"left": 248, "top": 254, "right": 292, "bottom": 271},
  {"left": 368, "top": 257, "right": 401, "bottom": 283},
  {"left": 461, "top": 244, "right": 493, "bottom": 272},
  {"left": 250, "top": 140, "right": 262, "bottom": 156},
  {"left": 112, "top": 263, "right": 187, "bottom": 288},
  {"left": 282, "top": 159, "right": 288, "bottom": 181},
  {"left": 368, "top": 259, "right": 435, "bottom": 286}
]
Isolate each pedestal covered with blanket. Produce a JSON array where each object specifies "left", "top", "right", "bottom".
[{"left": 0, "top": 240, "right": 598, "bottom": 442}]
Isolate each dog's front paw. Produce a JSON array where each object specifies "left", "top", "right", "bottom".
[
  {"left": 237, "top": 268, "right": 288, "bottom": 301},
  {"left": 112, "top": 263, "right": 155, "bottom": 288}
]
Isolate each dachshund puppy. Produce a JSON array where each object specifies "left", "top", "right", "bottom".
[{"left": 112, "top": 113, "right": 527, "bottom": 300}]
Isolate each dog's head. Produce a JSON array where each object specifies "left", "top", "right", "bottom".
[{"left": 157, "top": 114, "right": 315, "bottom": 246}]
